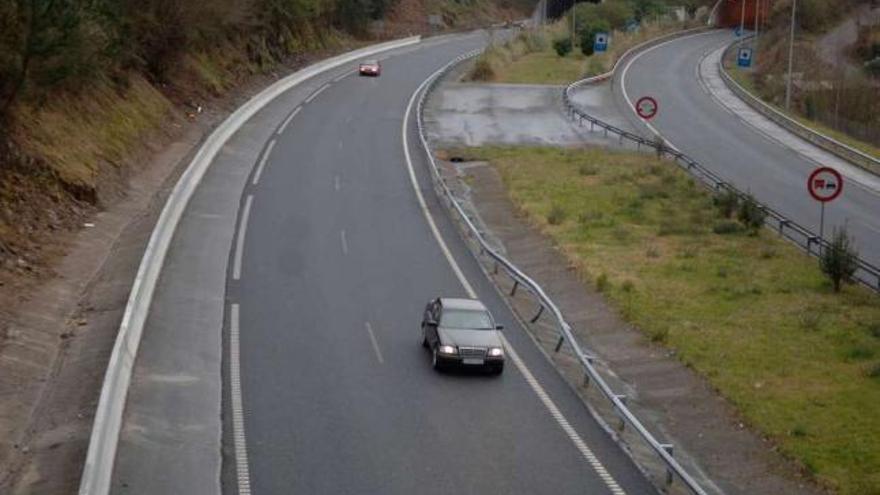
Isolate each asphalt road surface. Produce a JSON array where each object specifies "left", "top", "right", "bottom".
[
  {"left": 226, "top": 34, "right": 657, "bottom": 494},
  {"left": 619, "top": 30, "right": 880, "bottom": 268}
]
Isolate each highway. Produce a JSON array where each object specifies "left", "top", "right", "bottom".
[
  {"left": 618, "top": 30, "right": 880, "bottom": 267},
  {"left": 226, "top": 33, "right": 656, "bottom": 494}
]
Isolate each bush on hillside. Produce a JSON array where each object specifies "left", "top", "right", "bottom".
[
  {"left": 820, "top": 226, "right": 859, "bottom": 292},
  {"left": 553, "top": 38, "right": 573, "bottom": 57},
  {"left": 737, "top": 193, "right": 767, "bottom": 234}
]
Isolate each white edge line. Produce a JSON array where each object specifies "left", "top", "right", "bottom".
[
  {"left": 364, "top": 322, "right": 384, "bottom": 364},
  {"left": 619, "top": 30, "right": 720, "bottom": 152},
  {"left": 230, "top": 304, "right": 252, "bottom": 495},
  {"left": 402, "top": 64, "right": 626, "bottom": 495},
  {"left": 79, "top": 34, "right": 421, "bottom": 495},
  {"left": 277, "top": 106, "right": 301, "bottom": 135},
  {"left": 251, "top": 139, "right": 276, "bottom": 185},
  {"left": 305, "top": 83, "right": 330, "bottom": 104},
  {"left": 233, "top": 195, "right": 254, "bottom": 280}
]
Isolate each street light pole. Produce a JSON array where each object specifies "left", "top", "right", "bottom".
[{"left": 785, "top": 0, "right": 797, "bottom": 111}]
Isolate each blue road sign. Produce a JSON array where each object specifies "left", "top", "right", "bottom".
[
  {"left": 737, "top": 47, "right": 753, "bottom": 68},
  {"left": 594, "top": 32, "right": 609, "bottom": 53}
]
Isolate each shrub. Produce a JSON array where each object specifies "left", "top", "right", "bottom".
[
  {"left": 713, "top": 189, "right": 739, "bottom": 218},
  {"left": 712, "top": 220, "right": 742, "bottom": 235},
  {"left": 737, "top": 193, "right": 766, "bottom": 233},
  {"left": 820, "top": 226, "right": 859, "bottom": 292},
  {"left": 621, "top": 280, "right": 635, "bottom": 292},
  {"left": 596, "top": 272, "right": 610, "bottom": 292},
  {"left": 547, "top": 204, "right": 567, "bottom": 225},
  {"left": 553, "top": 37, "right": 572, "bottom": 57},
  {"left": 469, "top": 57, "right": 496, "bottom": 81}
]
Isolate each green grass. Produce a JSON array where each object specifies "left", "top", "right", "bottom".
[
  {"left": 455, "top": 145, "right": 880, "bottom": 495},
  {"left": 494, "top": 50, "right": 590, "bottom": 84}
]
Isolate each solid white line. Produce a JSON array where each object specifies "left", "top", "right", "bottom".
[
  {"left": 402, "top": 69, "right": 626, "bottom": 495},
  {"left": 620, "top": 31, "right": 718, "bottom": 152},
  {"left": 277, "top": 106, "right": 301, "bottom": 135},
  {"left": 252, "top": 139, "right": 276, "bottom": 185},
  {"left": 230, "top": 304, "right": 252, "bottom": 495},
  {"left": 233, "top": 195, "right": 254, "bottom": 280},
  {"left": 305, "top": 83, "right": 330, "bottom": 104},
  {"left": 364, "top": 322, "right": 385, "bottom": 364},
  {"left": 340, "top": 229, "right": 349, "bottom": 255}
]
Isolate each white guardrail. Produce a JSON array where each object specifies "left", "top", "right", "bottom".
[
  {"left": 718, "top": 36, "right": 880, "bottom": 176},
  {"left": 416, "top": 51, "right": 711, "bottom": 495},
  {"left": 78, "top": 35, "right": 421, "bottom": 495}
]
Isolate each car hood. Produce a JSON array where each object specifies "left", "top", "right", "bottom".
[{"left": 437, "top": 327, "right": 502, "bottom": 348}]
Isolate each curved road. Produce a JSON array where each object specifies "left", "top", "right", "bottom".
[
  {"left": 227, "top": 34, "right": 655, "bottom": 494},
  {"left": 619, "top": 30, "right": 880, "bottom": 268}
]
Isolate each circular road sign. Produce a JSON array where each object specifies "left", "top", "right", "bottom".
[
  {"left": 635, "top": 96, "right": 658, "bottom": 120},
  {"left": 807, "top": 166, "right": 843, "bottom": 202}
]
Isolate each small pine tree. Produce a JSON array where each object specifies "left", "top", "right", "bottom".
[
  {"left": 820, "top": 226, "right": 859, "bottom": 292},
  {"left": 737, "top": 193, "right": 766, "bottom": 234}
]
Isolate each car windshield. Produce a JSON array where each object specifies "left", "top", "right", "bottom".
[
  {"left": 440, "top": 309, "right": 493, "bottom": 329},
  {"left": 363, "top": 60, "right": 378, "bottom": 65}
]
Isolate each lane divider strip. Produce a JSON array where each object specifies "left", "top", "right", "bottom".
[
  {"left": 233, "top": 195, "right": 254, "bottom": 281},
  {"left": 230, "top": 304, "right": 252, "bottom": 495},
  {"left": 252, "top": 140, "right": 276, "bottom": 185}
]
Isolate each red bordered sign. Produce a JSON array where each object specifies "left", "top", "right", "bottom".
[
  {"left": 807, "top": 167, "right": 843, "bottom": 203},
  {"left": 635, "top": 96, "right": 658, "bottom": 120}
]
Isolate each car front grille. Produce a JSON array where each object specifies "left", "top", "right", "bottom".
[{"left": 458, "top": 347, "right": 487, "bottom": 359}]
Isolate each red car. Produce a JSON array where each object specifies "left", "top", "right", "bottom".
[{"left": 358, "top": 60, "right": 381, "bottom": 77}]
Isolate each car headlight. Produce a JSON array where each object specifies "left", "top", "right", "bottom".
[
  {"left": 438, "top": 345, "right": 457, "bottom": 355},
  {"left": 487, "top": 347, "right": 504, "bottom": 357}
]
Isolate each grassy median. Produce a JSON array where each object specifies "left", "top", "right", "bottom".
[{"left": 454, "top": 145, "right": 880, "bottom": 495}]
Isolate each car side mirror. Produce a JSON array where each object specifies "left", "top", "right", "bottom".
[{"left": 495, "top": 324, "right": 504, "bottom": 330}]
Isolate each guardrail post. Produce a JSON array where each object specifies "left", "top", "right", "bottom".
[
  {"left": 806, "top": 236, "right": 819, "bottom": 255},
  {"left": 530, "top": 305, "right": 545, "bottom": 323},
  {"left": 583, "top": 372, "right": 591, "bottom": 388},
  {"left": 615, "top": 395, "right": 628, "bottom": 431},
  {"left": 660, "top": 444, "right": 675, "bottom": 486},
  {"left": 554, "top": 335, "right": 565, "bottom": 352},
  {"left": 510, "top": 280, "right": 519, "bottom": 296},
  {"left": 778, "top": 219, "right": 789, "bottom": 235},
  {"left": 493, "top": 260, "right": 499, "bottom": 275}
]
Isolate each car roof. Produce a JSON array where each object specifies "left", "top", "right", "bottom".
[{"left": 439, "top": 297, "right": 487, "bottom": 311}]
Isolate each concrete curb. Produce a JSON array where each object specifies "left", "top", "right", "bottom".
[
  {"left": 718, "top": 37, "right": 880, "bottom": 177},
  {"left": 78, "top": 35, "right": 421, "bottom": 495}
]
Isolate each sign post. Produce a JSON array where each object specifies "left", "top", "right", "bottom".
[
  {"left": 807, "top": 166, "right": 843, "bottom": 243},
  {"left": 635, "top": 96, "right": 658, "bottom": 120}
]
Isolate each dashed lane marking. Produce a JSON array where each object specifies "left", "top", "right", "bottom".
[
  {"left": 252, "top": 139, "right": 276, "bottom": 185},
  {"left": 232, "top": 195, "right": 253, "bottom": 281}
]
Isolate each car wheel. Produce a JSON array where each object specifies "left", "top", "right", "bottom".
[
  {"left": 421, "top": 333, "right": 429, "bottom": 348},
  {"left": 431, "top": 346, "right": 444, "bottom": 371},
  {"left": 489, "top": 364, "right": 504, "bottom": 375}
]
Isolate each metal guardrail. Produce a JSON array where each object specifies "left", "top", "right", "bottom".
[
  {"left": 417, "top": 50, "right": 711, "bottom": 495},
  {"left": 562, "top": 47, "right": 880, "bottom": 293},
  {"left": 718, "top": 37, "right": 880, "bottom": 176}
]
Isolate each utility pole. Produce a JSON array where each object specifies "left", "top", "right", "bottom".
[
  {"left": 785, "top": 0, "right": 797, "bottom": 111},
  {"left": 571, "top": 0, "right": 576, "bottom": 50},
  {"left": 753, "top": 0, "right": 760, "bottom": 64},
  {"left": 739, "top": 0, "right": 746, "bottom": 37}
]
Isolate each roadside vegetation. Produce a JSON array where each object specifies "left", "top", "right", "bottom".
[
  {"left": 0, "top": 0, "right": 528, "bottom": 279},
  {"left": 453, "top": 145, "right": 880, "bottom": 495},
  {"left": 732, "top": 0, "right": 879, "bottom": 159},
  {"left": 467, "top": 0, "right": 711, "bottom": 84}
]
